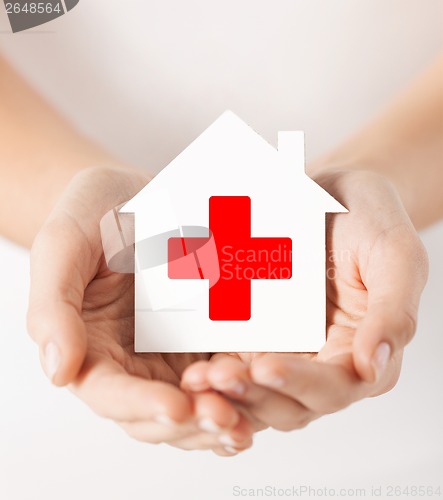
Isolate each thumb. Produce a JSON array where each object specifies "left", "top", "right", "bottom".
[
  {"left": 27, "top": 220, "right": 93, "bottom": 386},
  {"left": 353, "top": 229, "right": 428, "bottom": 383}
]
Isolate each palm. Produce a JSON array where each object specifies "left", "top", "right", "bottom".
[
  {"left": 80, "top": 258, "right": 208, "bottom": 386},
  {"left": 28, "top": 167, "right": 260, "bottom": 452},
  {"left": 227, "top": 213, "right": 372, "bottom": 376},
  {"left": 316, "top": 211, "right": 371, "bottom": 370},
  {"left": 30, "top": 168, "right": 425, "bottom": 443},
  {"left": 79, "top": 215, "right": 363, "bottom": 385},
  {"left": 186, "top": 171, "right": 425, "bottom": 432}
]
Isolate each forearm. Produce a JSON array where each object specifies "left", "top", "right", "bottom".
[
  {"left": 0, "top": 54, "right": 133, "bottom": 247},
  {"left": 309, "top": 55, "right": 443, "bottom": 229}
]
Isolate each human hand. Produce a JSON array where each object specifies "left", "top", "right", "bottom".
[
  {"left": 27, "top": 166, "right": 253, "bottom": 455},
  {"left": 182, "top": 169, "right": 429, "bottom": 432}
]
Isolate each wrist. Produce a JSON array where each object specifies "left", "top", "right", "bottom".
[
  {"left": 13, "top": 162, "right": 150, "bottom": 248},
  {"left": 307, "top": 155, "right": 419, "bottom": 227}
]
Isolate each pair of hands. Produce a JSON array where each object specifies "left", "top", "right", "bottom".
[{"left": 27, "top": 165, "right": 428, "bottom": 456}]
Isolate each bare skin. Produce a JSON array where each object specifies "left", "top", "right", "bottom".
[
  {"left": 183, "top": 57, "right": 442, "bottom": 433},
  {"left": 182, "top": 170, "right": 428, "bottom": 431},
  {"left": 1, "top": 56, "right": 253, "bottom": 455},
  {"left": 0, "top": 53, "right": 441, "bottom": 453}
]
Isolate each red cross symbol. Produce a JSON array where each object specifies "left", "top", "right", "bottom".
[{"left": 168, "top": 196, "right": 292, "bottom": 321}]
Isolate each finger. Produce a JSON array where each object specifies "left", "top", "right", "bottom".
[
  {"left": 116, "top": 389, "right": 254, "bottom": 448},
  {"left": 69, "top": 355, "right": 192, "bottom": 423},
  {"left": 250, "top": 354, "right": 371, "bottom": 414},
  {"left": 168, "top": 432, "right": 226, "bottom": 451},
  {"left": 212, "top": 437, "right": 253, "bottom": 456},
  {"left": 169, "top": 415, "right": 254, "bottom": 452},
  {"left": 205, "top": 355, "right": 316, "bottom": 431},
  {"left": 27, "top": 220, "right": 96, "bottom": 386},
  {"left": 354, "top": 225, "right": 428, "bottom": 382},
  {"left": 181, "top": 360, "right": 212, "bottom": 392},
  {"left": 212, "top": 446, "right": 246, "bottom": 457},
  {"left": 213, "top": 415, "right": 255, "bottom": 455},
  {"left": 193, "top": 391, "right": 241, "bottom": 433},
  {"left": 181, "top": 353, "right": 244, "bottom": 392},
  {"left": 212, "top": 416, "right": 255, "bottom": 456},
  {"left": 119, "top": 420, "right": 198, "bottom": 445}
]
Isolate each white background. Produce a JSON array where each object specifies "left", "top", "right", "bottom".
[
  {"left": 0, "top": 1, "right": 442, "bottom": 499},
  {"left": 1, "top": 225, "right": 442, "bottom": 499},
  {"left": 1, "top": 0, "right": 442, "bottom": 172}
]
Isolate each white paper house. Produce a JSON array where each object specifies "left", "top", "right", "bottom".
[{"left": 121, "top": 111, "right": 347, "bottom": 352}]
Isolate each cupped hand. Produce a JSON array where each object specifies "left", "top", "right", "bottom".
[
  {"left": 182, "top": 169, "right": 429, "bottom": 432},
  {"left": 27, "top": 166, "right": 253, "bottom": 455}
]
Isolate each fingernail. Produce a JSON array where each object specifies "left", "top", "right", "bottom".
[
  {"left": 199, "top": 418, "right": 222, "bottom": 433},
  {"left": 372, "top": 342, "right": 391, "bottom": 381},
  {"left": 155, "top": 415, "right": 176, "bottom": 427},
  {"left": 219, "top": 434, "right": 238, "bottom": 447},
  {"left": 43, "top": 342, "right": 60, "bottom": 382},
  {"left": 224, "top": 446, "right": 239, "bottom": 455}
]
